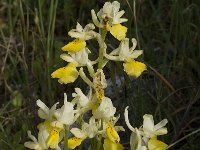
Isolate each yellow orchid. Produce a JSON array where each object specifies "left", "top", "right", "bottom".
[
  {"left": 68, "top": 22, "right": 95, "bottom": 41},
  {"left": 51, "top": 62, "right": 79, "bottom": 84},
  {"left": 104, "top": 38, "right": 146, "bottom": 78},
  {"left": 62, "top": 23, "right": 96, "bottom": 52},
  {"left": 142, "top": 114, "right": 168, "bottom": 138},
  {"left": 123, "top": 59, "right": 146, "bottom": 78},
  {"left": 66, "top": 117, "right": 101, "bottom": 149},
  {"left": 24, "top": 125, "right": 49, "bottom": 150},
  {"left": 91, "top": 1, "right": 128, "bottom": 40}
]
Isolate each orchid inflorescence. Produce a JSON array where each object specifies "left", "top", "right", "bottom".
[{"left": 25, "top": 1, "right": 168, "bottom": 150}]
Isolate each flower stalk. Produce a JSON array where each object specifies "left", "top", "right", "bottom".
[
  {"left": 24, "top": 1, "right": 167, "bottom": 150},
  {"left": 64, "top": 125, "right": 69, "bottom": 150}
]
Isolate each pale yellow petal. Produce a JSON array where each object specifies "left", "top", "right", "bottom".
[
  {"left": 148, "top": 138, "right": 168, "bottom": 150},
  {"left": 106, "top": 122, "right": 120, "bottom": 143},
  {"left": 110, "top": 24, "right": 127, "bottom": 41},
  {"left": 46, "top": 127, "right": 61, "bottom": 148},
  {"left": 103, "top": 138, "right": 123, "bottom": 150},
  {"left": 51, "top": 63, "right": 79, "bottom": 84},
  {"left": 61, "top": 39, "right": 86, "bottom": 52},
  {"left": 123, "top": 59, "right": 146, "bottom": 78},
  {"left": 68, "top": 137, "right": 83, "bottom": 149}
]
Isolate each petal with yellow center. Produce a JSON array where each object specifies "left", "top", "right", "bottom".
[
  {"left": 68, "top": 137, "right": 83, "bottom": 149},
  {"left": 62, "top": 39, "right": 86, "bottom": 52},
  {"left": 103, "top": 138, "right": 124, "bottom": 150},
  {"left": 110, "top": 24, "right": 127, "bottom": 41},
  {"left": 46, "top": 127, "right": 61, "bottom": 149},
  {"left": 106, "top": 122, "right": 120, "bottom": 143},
  {"left": 148, "top": 137, "right": 168, "bottom": 150},
  {"left": 51, "top": 63, "right": 79, "bottom": 84},
  {"left": 123, "top": 59, "right": 146, "bottom": 78}
]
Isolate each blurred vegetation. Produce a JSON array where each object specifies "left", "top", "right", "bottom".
[{"left": 0, "top": 0, "right": 200, "bottom": 149}]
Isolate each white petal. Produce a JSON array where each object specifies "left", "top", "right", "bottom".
[
  {"left": 70, "top": 128, "right": 86, "bottom": 139},
  {"left": 84, "top": 23, "right": 95, "bottom": 31},
  {"left": 130, "top": 50, "right": 143, "bottom": 59},
  {"left": 115, "top": 10, "right": 125, "bottom": 19},
  {"left": 27, "top": 131, "right": 37, "bottom": 142},
  {"left": 68, "top": 30, "right": 84, "bottom": 39},
  {"left": 24, "top": 142, "right": 39, "bottom": 149},
  {"left": 143, "top": 114, "right": 154, "bottom": 132},
  {"left": 60, "top": 53, "right": 74, "bottom": 62},
  {"left": 112, "top": 1, "right": 120, "bottom": 13},
  {"left": 119, "top": 38, "right": 130, "bottom": 60},
  {"left": 36, "top": 100, "right": 49, "bottom": 116},
  {"left": 154, "top": 127, "right": 168, "bottom": 135},
  {"left": 76, "top": 22, "right": 83, "bottom": 32},
  {"left": 124, "top": 106, "right": 135, "bottom": 132},
  {"left": 91, "top": 9, "right": 102, "bottom": 28},
  {"left": 75, "top": 88, "right": 89, "bottom": 107},
  {"left": 154, "top": 119, "right": 168, "bottom": 131},
  {"left": 59, "top": 102, "right": 74, "bottom": 125},
  {"left": 131, "top": 38, "right": 137, "bottom": 50},
  {"left": 102, "top": 2, "right": 113, "bottom": 17},
  {"left": 38, "top": 109, "right": 48, "bottom": 119},
  {"left": 49, "top": 102, "right": 59, "bottom": 120},
  {"left": 64, "top": 93, "right": 68, "bottom": 104},
  {"left": 38, "top": 126, "right": 49, "bottom": 148},
  {"left": 93, "top": 97, "right": 116, "bottom": 120}
]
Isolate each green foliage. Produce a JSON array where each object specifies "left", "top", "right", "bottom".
[{"left": 0, "top": 0, "right": 200, "bottom": 149}]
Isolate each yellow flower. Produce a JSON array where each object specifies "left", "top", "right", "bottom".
[
  {"left": 109, "top": 24, "right": 127, "bottom": 41},
  {"left": 62, "top": 39, "right": 86, "bottom": 52},
  {"left": 103, "top": 138, "right": 123, "bottom": 150},
  {"left": 51, "top": 62, "right": 79, "bottom": 84},
  {"left": 68, "top": 137, "right": 83, "bottom": 149},
  {"left": 106, "top": 121, "right": 120, "bottom": 143},
  {"left": 123, "top": 59, "right": 146, "bottom": 78},
  {"left": 46, "top": 127, "right": 62, "bottom": 149},
  {"left": 91, "top": 1, "right": 128, "bottom": 41},
  {"left": 148, "top": 137, "right": 168, "bottom": 150}
]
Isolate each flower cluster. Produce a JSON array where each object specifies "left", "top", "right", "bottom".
[
  {"left": 25, "top": 1, "right": 168, "bottom": 150},
  {"left": 125, "top": 107, "right": 168, "bottom": 150}
]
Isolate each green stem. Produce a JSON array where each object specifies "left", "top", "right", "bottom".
[
  {"left": 96, "top": 136, "right": 102, "bottom": 150},
  {"left": 64, "top": 125, "right": 69, "bottom": 150},
  {"left": 98, "top": 28, "right": 107, "bottom": 69}
]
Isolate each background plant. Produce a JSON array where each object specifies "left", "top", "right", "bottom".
[{"left": 0, "top": 0, "right": 200, "bottom": 149}]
